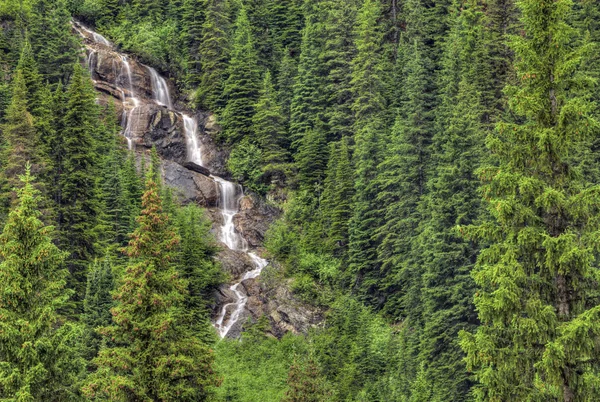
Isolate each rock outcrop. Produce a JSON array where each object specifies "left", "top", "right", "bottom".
[{"left": 76, "top": 21, "right": 322, "bottom": 339}]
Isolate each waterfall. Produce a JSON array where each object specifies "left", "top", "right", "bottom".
[
  {"left": 183, "top": 115, "right": 203, "bottom": 166},
  {"left": 147, "top": 66, "right": 173, "bottom": 109},
  {"left": 213, "top": 177, "right": 247, "bottom": 251},
  {"left": 120, "top": 56, "right": 141, "bottom": 151},
  {"left": 215, "top": 253, "right": 268, "bottom": 338},
  {"left": 74, "top": 21, "right": 268, "bottom": 339}
]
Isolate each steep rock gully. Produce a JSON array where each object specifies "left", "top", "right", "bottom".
[{"left": 73, "top": 21, "right": 267, "bottom": 339}]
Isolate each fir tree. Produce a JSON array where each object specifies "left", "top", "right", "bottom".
[
  {"left": 83, "top": 177, "right": 218, "bottom": 401},
  {"left": 282, "top": 358, "right": 330, "bottom": 402},
  {"left": 220, "top": 7, "right": 261, "bottom": 144},
  {"left": 83, "top": 257, "right": 115, "bottom": 360},
  {"left": 0, "top": 167, "right": 85, "bottom": 401},
  {"left": 460, "top": 1, "right": 600, "bottom": 400},
  {"left": 295, "top": 125, "right": 328, "bottom": 191},
  {"left": 175, "top": 204, "right": 223, "bottom": 341},
  {"left": 181, "top": 0, "right": 205, "bottom": 88},
  {"left": 197, "top": 0, "right": 230, "bottom": 111},
  {"left": 289, "top": 17, "right": 325, "bottom": 150},
  {"left": 29, "top": 0, "right": 79, "bottom": 84},
  {"left": 0, "top": 68, "right": 42, "bottom": 209},
  {"left": 347, "top": 0, "right": 388, "bottom": 292},
  {"left": 58, "top": 63, "right": 101, "bottom": 306},
  {"left": 253, "top": 71, "right": 289, "bottom": 184}
]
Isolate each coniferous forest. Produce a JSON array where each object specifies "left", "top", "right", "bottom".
[{"left": 2, "top": 0, "right": 600, "bottom": 400}]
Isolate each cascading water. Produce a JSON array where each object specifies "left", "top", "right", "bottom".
[
  {"left": 75, "top": 21, "right": 268, "bottom": 339},
  {"left": 148, "top": 66, "right": 173, "bottom": 109},
  {"left": 183, "top": 115, "right": 204, "bottom": 166},
  {"left": 120, "top": 56, "right": 140, "bottom": 150}
]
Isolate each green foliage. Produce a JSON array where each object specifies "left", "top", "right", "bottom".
[
  {"left": 253, "top": 71, "right": 289, "bottom": 186},
  {"left": 459, "top": 1, "right": 600, "bottom": 400},
  {"left": 214, "top": 330, "right": 309, "bottom": 402},
  {"left": 83, "top": 256, "right": 115, "bottom": 360},
  {"left": 220, "top": 7, "right": 261, "bottom": 144},
  {"left": 175, "top": 204, "right": 224, "bottom": 340},
  {"left": 57, "top": 63, "right": 101, "bottom": 306},
  {"left": 83, "top": 177, "right": 218, "bottom": 401},
  {"left": 0, "top": 167, "right": 86, "bottom": 401},
  {"left": 227, "top": 138, "right": 267, "bottom": 194},
  {"left": 196, "top": 0, "right": 230, "bottom": 110}
]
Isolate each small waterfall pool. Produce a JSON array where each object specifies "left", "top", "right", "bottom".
[{"left": 75, "top": 21, "right": 269, "bottom": 339}]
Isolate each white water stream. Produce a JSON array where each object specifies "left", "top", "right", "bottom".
[{"left": 75, "top": 21, "right": 268, "bottom": 338}]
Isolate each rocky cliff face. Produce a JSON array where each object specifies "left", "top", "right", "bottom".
[{"left": 76, "top": 21, "right": 323, "bottom": 338}]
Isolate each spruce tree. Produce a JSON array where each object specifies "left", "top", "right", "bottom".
[
  {"left": 0, "top": 68, "right": 42, "bottom": 209},
  {"left": 347, "top": 0, "right": 388, "bottom": 291},
  {"left": 175, "top": 204, "right": 223, "bottom": 341},
  {"left": 83, "top": 257, "right": 115, "bottom": 360},
  {"left": 320, "top": 0, "right": 358, "bottom": 142},
  {"left": 252, "top": 71, "right": 289, "bottom": 184},
  {"left": 220, "top": 7, "right": 261, "bottom": 144},
  {"left": 460, "top": 1, "right": 600, "bottom": 400},
  {"left": 181, "top": 0, "right": 205, "bottom": 88},
  {"left": 295, "top": 125, "right": 328, "bottom": 191},
  {"left": 0, "top": 167, "right": 85, "bottom": 401},
  {"left": 29, "top": 0, "right": 79, "bottom": 84},
  {"left": 58, "top": 63, "right": 101, "bottom": 306},
  {"left": 322, "top": 137, "right": 354, "bottom": 257},
  {"left": 282, "top": 359, "right": 330, "bottom": 402},
  {"left": 197, "top": 0, "right": 230, "bottom": 111},
  {"left": 83, "top": 177, "right": 218, "bottom": 401}
]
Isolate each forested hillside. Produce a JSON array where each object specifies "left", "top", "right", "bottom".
[{"left": 2, "top": 0, "right": 600, "bottom": 400}]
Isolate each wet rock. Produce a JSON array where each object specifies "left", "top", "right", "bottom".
[
  {"left": 162, "top": 159, "right": 218, "bottom": 207},
  {"left": 215, "top": 248, "right": 256, "bottom": 280},
  {"left": 235, "top": 194, "right": 280, "bottom": 248},
  {"left": 142, "top": 108, "right": 187, "bottom": 164},
  {"left": 183, "top": 161, "right": 211, "bottom": 176}
]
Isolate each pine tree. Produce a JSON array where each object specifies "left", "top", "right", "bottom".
[
  {"left": 220, "top": 7, "right": 261, "bottom": 144},
  {"left": 460, "top": 1, "right": 600, "bottom": 400},
  {"left": 320, "top": 0, "right": 358, "bottom": 141},
  {"left": 83, "top": 257, "right": 115, "bottom": 360},
  {"left": 347, "top": 0, "right": 388, "bottom": 292},
  {"left": 289, "top": 17, "right": 325, "bottom": 150},
  {"left": 268, "top": 0, "right": 304, "bottom": 55},
  {"left": 276, "top": 49, "right": 297, "bottom": 134},
  {"left": 15, "top": 40, "right": 43, "bottom": 115},
  {"left": 253, "top": 71, "right": 289, "bottom": 184},
  {"left": 0, "top": 68, "right": 42, "bottom": 210},
  {"left": 0, "top": 167, "right": 85, "bottom": 400},
  {"left": 295, "top": 125, "right": 328, "bottom": 191},
  {"left": 83, "top": 177, "right": 218, "bottom": 401},
  {"left": 181, "top": 0, "right": 205, "bottom": 88},
  {"left": 322, "top": 137, "right": 354, "bottom": 257},
  {"left": 282, "top": 358, "right": 330, "bottom": 402},
  {"left": 58, "top": 63, "right": 101, "bottom": 306},
  {"left": 176, "top": 204, "right": 223, "bottom": 341},
  {"left": 29, "top": 0, "right": 79, "bottom": 84},
  {"left": 197, "top": 0, "right": 230, "bottom": 111}
]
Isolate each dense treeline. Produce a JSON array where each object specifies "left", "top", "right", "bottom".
[{"left": 2, "top": 0, "right": 600, "bottom": 400}]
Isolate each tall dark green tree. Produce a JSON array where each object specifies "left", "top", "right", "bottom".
[
  {"left": 29, "top": 0, "right": 79, "bottom": 84},
  {"left": 0, "top": 68, "right": 42, "bottom": 210},
  {"left": 197, "top": 0, "right": 230, "bottom": 111},
  {"left": 253, "top": 71, "right": 289, "bottom": 184},
  {"left": 220, "top": 7, "right": 261, "bottom": 144},
  {"left": 57, "top": 63, "right": 101, "bottom": 305},
  {"left": 175, "top": 204, "right": 223, "bottom": 341},
  {"left": 289, "top": 16, "right": 325, "bottom": 149},
  {"left": 0, "top": 167, "right": 85, "bottom": 401},
  {"left": 83, "top": 177, "right": 218, "bottom": 401},
  {"left": 460, "top": 0, "right": 600, "bottom": 400},
  {"left": 83, "top": 256, "right": 115, "bottom": 360},
  {"left": 347, "top": 0, "right": 388, "bottom": 291}
]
